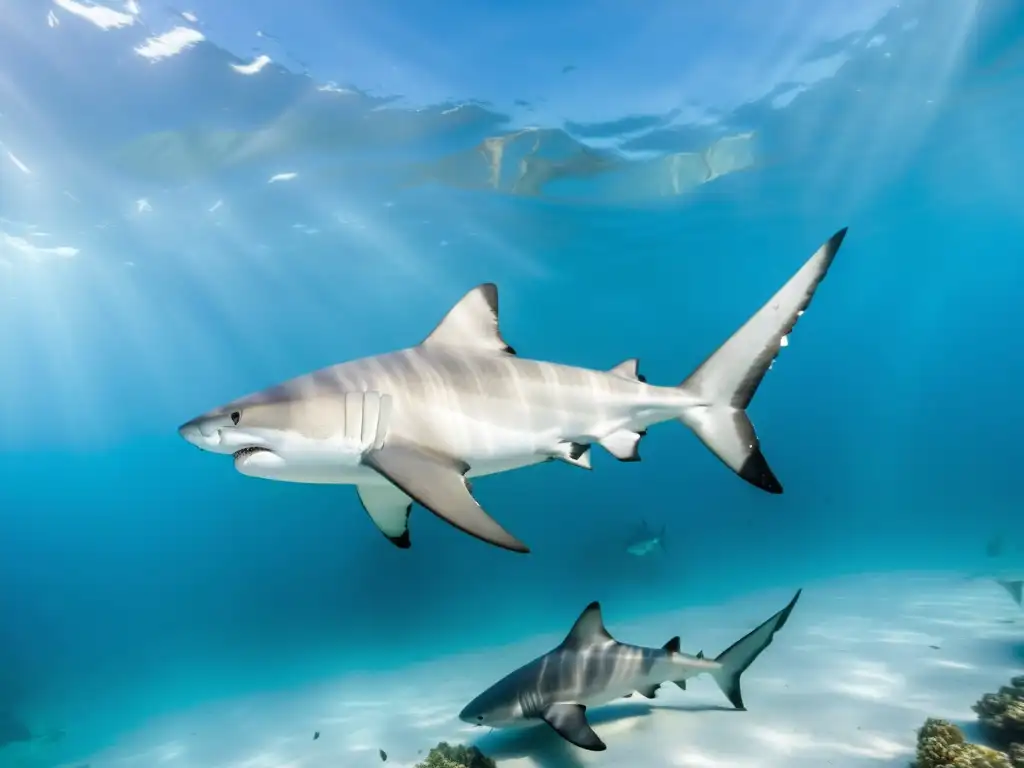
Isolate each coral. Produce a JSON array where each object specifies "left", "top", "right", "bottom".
[
  {"left": 913, "top": 717, "right": 1012, "bottom": 768},
  {"left": 975, "top": 677, "right": 1024, "bottom": 750},
  {"left": 415, "top": 741, "right": 496, "bottom": 768},
  {"left": 1009, "top": 743, "right": 1024, "bottom": 768}
]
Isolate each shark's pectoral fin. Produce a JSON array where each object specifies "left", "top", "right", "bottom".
[
  {"left": 599, "top": 429, "right": 643, "bottom": 461},
  {"left": 363, "top": 444, "right": 529, "bottom": 553},
  {"left": 356, "top": 484, "right": 413, "bottom": 549},
  {"left": 540, "top": 703, "right": 605, "bottom": 752},
  {"left": 635, "top": 684, "right": 662, "bottom": 699},
  {"left": 420, "top": 283, "right": 516, "bottom": 355}
]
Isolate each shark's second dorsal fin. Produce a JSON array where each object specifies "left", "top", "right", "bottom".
[
  {"left": 561, "top": 602, "right": 614, "bottom": 649},
  {"left": 421, "top": 283, "right": 516, "bottom": 355},
  {"left": 608, "top": 358, "right": 646, "bottom": 382}
]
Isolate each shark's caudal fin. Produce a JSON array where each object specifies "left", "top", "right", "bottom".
[
  {"left": 678, "top": 229, "right": 847, "bottom": 493},
  {"left": 709, "top": 589, "right": 802, "bottom": 710}
]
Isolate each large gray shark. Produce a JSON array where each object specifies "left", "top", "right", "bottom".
[
  {"left": 458, "top": 589, "right": 802, "bottom": 751},
  {"left": 178, "top": 229, "right": 847, "bottom": 553}
]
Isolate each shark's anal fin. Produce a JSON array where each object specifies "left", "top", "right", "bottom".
[
  {"left": 599, "top": 429, "right": 643, "bottom": 462},
  {"left": 540, "top": 704, "right": 606, "bottom": 752},
  {"left": 356, "top": 484, "right": 413, "bottom": 549},
  {"left": 552, "top": 441, "right": 592, "bottom": 470},
  {"left": 608, "top": 357, "right": 646, "bottom": 382},
  {"left": 363, "top": 444, "right": 529, "bottom": 553},
  {"left": 635, "top": 684, "right": 662, "bottom": 699},
  {"left": 420, "top": 283, "right": 516, "bottom": 355}
]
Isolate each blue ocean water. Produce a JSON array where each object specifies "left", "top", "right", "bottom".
[{"left": 1, "top": 0, "right": 1023, "bottom": 766}]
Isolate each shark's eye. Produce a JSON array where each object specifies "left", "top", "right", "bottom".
[{"left": 230, "top": 411, "right": 241, "bottom": 425}]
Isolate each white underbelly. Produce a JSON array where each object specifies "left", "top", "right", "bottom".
[
  {"left": 236, "top": 453, "right": 548, "bottom": 485},
  {"left": 233, "top": 409, "right": 555, "bottom": 486}
]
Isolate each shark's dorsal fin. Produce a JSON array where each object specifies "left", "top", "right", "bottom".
[
  {"left": 662, "top": 636, "right": 680, "bottom": 654},
  {"left": 421, "top": 283, "right": 516, "bottom": 355},
  {"left": 998, "top": 579, "right": 1024, "bottom": 606},
  {"left": 561, "top": 602, "right": 614, "bottom": 649},
  {"left": 608, "top": 357, "right": 646, "bottom": 382}
]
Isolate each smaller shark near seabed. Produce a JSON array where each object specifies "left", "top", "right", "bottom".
[
  {"left": 459, "top": 590, "right": 802, "bottom": 751},
  {"left": 624, "top": 520, "right": 667, "bottom": 557}
]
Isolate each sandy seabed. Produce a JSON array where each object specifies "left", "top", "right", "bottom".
[{"left": 9, "top": 572, "right": 1024, "bottom": 768}]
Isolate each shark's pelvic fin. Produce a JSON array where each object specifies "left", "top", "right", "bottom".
[
  {"left": 420, "top": 283, "right": 516, "bottom": 355},
  {"left": 608, "top": 357, "right": 646, "bottom": 382},
  {"left": 561, "top": 602, "right": 614, "bottom": 649},
  {"left": 551, "top": 441, "right": 592, "bottom": 470},
  {"left": 599, "top": 429, "right": 643, "bottom": 461},
  {"left": 540, "top": 703, "right": 606, "bottom": 752},
  {"left": 362, "top": 444, "right": 529, "bottom": 553},
  {"left": 709, "top": 589, "right": 802, "bottom": 710},
  {"left": 356, "top": 484, "right": 413, "bottom": 548},
  {"left": 678, "top": 228, "right": 848, "bottom": 494}
]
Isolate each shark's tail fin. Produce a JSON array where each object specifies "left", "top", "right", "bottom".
[
  {"left": 677, "top": 230, "right": 847, "bottom": 494},
  {"left": 709, "top": 589, "right": 802, "bottom": 710}
]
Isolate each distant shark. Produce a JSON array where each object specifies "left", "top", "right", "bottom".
[
  {"left": 458, "top": 590, "right": 802, "bottom": 751},
  {"left": 0, "top": 711, "right": 31, "bottom": 749},
  {"left": 624, "top": 520, "right": 667, "bottom": 557},
  {"left": 179, "top": 229, "right": 847, "bottom": 553}
]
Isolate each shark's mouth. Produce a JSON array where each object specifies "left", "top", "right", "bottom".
[{"left": 233, "top": 446, "right": 272, "bottom": 461}]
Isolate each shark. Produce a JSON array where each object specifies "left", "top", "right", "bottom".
[
  {"left": 178, "top": 229, "right": 847, "bottom": 553},
  {"left": 458, "top": 589, "right": 802, "bottom": 751},
  {"left": 624, "top": 520, "right": 667, "bottom": 557}
]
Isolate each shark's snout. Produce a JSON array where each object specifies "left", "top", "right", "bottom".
[
  {"left": 177, "top": 421, "right": 203, "bottom": 446},
  {"left": 177, "top": 413, "right": 238, "bottom": 455}
]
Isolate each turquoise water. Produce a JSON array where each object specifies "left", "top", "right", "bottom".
[{"left": 1, "top": 0, "right": 1023, "bottom": 765}]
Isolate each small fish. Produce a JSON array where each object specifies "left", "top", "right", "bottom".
[
  {"left": 313, "top": 731, "right": 319, "bottom": 740},
  {"left": 379, "top": 748, "right": 387, "bottom": 761}
]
